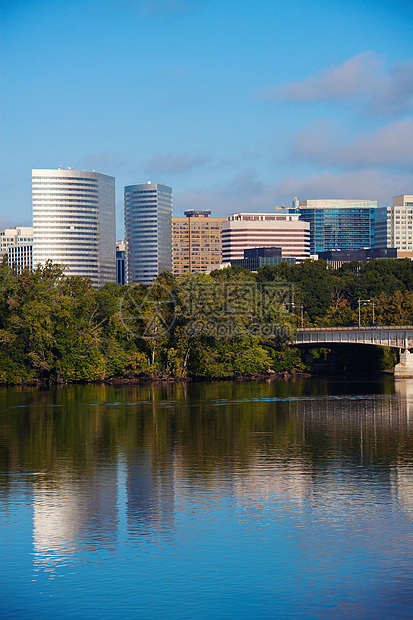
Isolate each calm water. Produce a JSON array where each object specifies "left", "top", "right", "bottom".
[{"left": 2, "top": 377, "right": 413, "bottom": 618}]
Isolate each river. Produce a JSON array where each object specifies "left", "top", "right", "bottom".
[{"left": 1, "top": 377, "right": 413, "bottom": 618}]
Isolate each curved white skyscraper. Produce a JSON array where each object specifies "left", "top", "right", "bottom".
[
  {"left": 124, "top": 182, "right": 172, "bottom": 285},
  {"left": 32, "top": 169, "right": 116, "bottom": 287}
]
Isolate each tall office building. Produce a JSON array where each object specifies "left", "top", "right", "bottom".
[
  {"left": 124, "top": 182, "right": 172, "bottom": 285},
  {"left": 32, "top": 169, "right": 116, "bottom": 287},
  {"left": 295, "top": 199, "right": 377, "bottom": 254},
  {"left": 222, "top": 212, "right": 310, "bottom": 262},
  {"left": 172, "top": 210, "right": 225, "bottom": 274}
]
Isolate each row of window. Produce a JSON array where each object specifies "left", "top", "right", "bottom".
[
  {"left": 1, "top": 238, "right": 32, "bottom": 243},
  {"left": 34, "top": 199, "right": 98, "bottom": 204},
  {"left": 33, "top": 178, "right": 98, "bottom": 184}
]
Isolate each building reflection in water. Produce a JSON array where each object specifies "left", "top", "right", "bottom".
[
  {"left": 126, "top": 452, "right": 175, "bottom": 536},
  {"left": 232, "top": 390, "right": 413, "bottom": 514},
  {"left": 32, "top": 457, "right": 176, "bottom": 569},
  {"left": 20, "top": 380, "right": 413, "bottom": 570},
  {"left": 391, "top": 379, "right": 413, "bottom": 514},
  {"left": 33, "top": 463, "right": 119, "bottom": 569}
]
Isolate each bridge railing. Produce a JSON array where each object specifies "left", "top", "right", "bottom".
[{"left": 297, "top": 326, "right": 413, "bottom": 332}]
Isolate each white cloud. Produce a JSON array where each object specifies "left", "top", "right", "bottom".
[
  {"left": 78, "top": 151, "right": 127, "bottom": 172},
  {"left": 143, "top": 150, "right": 209, "bottom": 175},
  {"left": 291, "top": 118, "right": 413, "bottom": 169},
  {"left": 174, "top": 172, "right": 277, "bottom": 216},
  {"left": 173, "top": 168, "right": 413, "bottom": 215},
  {"left": 259, "top": 52, "right": 413, "bottom": 116},
  {"left": 274, "top": 170, "right": 413, "bottom": 205}
]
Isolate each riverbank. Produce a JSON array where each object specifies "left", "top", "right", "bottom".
[
  {"left": 0, "top": 369, "right": 313, "bottom": 388},
  {"left": 107, "top": 369, "right": 312, "bottom": 385}
]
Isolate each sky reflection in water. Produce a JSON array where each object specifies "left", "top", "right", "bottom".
[{"left": 1, "top": 377, "right": 413, "bottom": 618}]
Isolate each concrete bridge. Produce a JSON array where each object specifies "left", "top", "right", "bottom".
[
  {"left": 294, "top": 326, "right": 413, "bottom": 377},
  {"left": 295, "top": 326, "right": 413, "bottom": 349}
]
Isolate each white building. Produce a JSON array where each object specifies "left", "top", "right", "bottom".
[
  {"left": 378, "top": 195, "right": 413, "bottom": 256},
  {"left": 8, "top": 243, "right": 33, "bottom": 273},
  {"left": 124, "top": 182, "right": 172, "bottom": 285},
  {"left": 222, "top": 212, "right": 310, "bottom": 262},
  {"left": 0, "top": 226, "right": 33, "bottom": 255},
  {"left": 0, "top": 226, "right": 33, "bottom": 272},
  {"left": 32, "top": 169, "right": 116, "bottom": 287}
]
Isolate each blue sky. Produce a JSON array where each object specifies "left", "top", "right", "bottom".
[{"left": 1, "top": 0, "right": 413, "bottom": 236}]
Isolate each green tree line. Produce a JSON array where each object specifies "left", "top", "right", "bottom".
[
  {"left": 0, "top": 260, "right": 300, "bottom": 383},
  {"left": 1, "top": 256, "right": 413, "bottom": 384}
]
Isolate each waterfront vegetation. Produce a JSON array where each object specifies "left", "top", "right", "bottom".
[{"left": 1, "top": 257, "right": 413, "bottom": 383}]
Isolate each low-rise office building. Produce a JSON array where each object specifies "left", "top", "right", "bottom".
[
  {"left": 8, "top": 243, "right": 33, "bottom": 273},
  {"left": 0, "top": 226, "right": 33, "bottom": 257},
  {"left": 0, "top": 226, "right": 34, "bottom": 273},
  {"left": 318, "top": 247, "right": 397, "bottom": 269},
  {"left": 230, "top": 246, "right": 296, "bottom": 270},
  {"left": 222, "top": 213, "right": 310, "bottom": 262}
]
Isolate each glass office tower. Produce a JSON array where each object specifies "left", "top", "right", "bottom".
[
  {"left": 296, "top": 199, "right": 377, "bottom": 254},
  {"left": 32, "top": 169, "right": 116, "bottom": 287},
  {"left": 124, "top": 182, "right": 172, "bottom": 285}
]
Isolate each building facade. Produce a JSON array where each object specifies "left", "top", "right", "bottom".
[
  {"left": 116, "top": 240, "right": 126, "bottom": 285},
  {"left": 32, "top": 169, "right": 116, "bottom": 287},
  {"left": 230, "top": 246, "right": 296, "bottom": 270},
  {"left": 318, "top": 247, "right": 397, "bottom": 269},
  {"left": 222, "top": 213, "right": 310, "bottom": 262},
  {"left": 8, "top": 243, "right": 33, "bottom": 273},
  {"left": 295, "top": 199, "right": 377, "bottom": 254},
  {"left": 377, "top": 195, "right": 413, "bottom": 256},
  {"left": 0, "top": 227, "right": 33, "bottom": 271},
  {"left": 172, "top": 210, "right": 225, "bottom": 274},
  {"left": 124, "top": 182, "right": 172, "bottom": 285},
  {"left": 374, "top": 207, "right": 389, "bottom": 249}
]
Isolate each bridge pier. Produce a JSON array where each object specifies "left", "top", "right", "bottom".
[{"left": 394, "top": 350, "right": 413, "bottom": 378}]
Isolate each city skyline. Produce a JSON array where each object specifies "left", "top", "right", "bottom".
[{"left": 1, "top": 0, "right": 413, "bottom": 237}]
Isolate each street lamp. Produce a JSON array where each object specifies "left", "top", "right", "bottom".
[
  {"left": 287, "top": 303, "right": 304, "bottom": 328},
  {"left": 298, "top": 304, "right": 304, "bottom": 328},
  {"left": 358, "top": 298, "right": 370, "bottom": 327}
]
